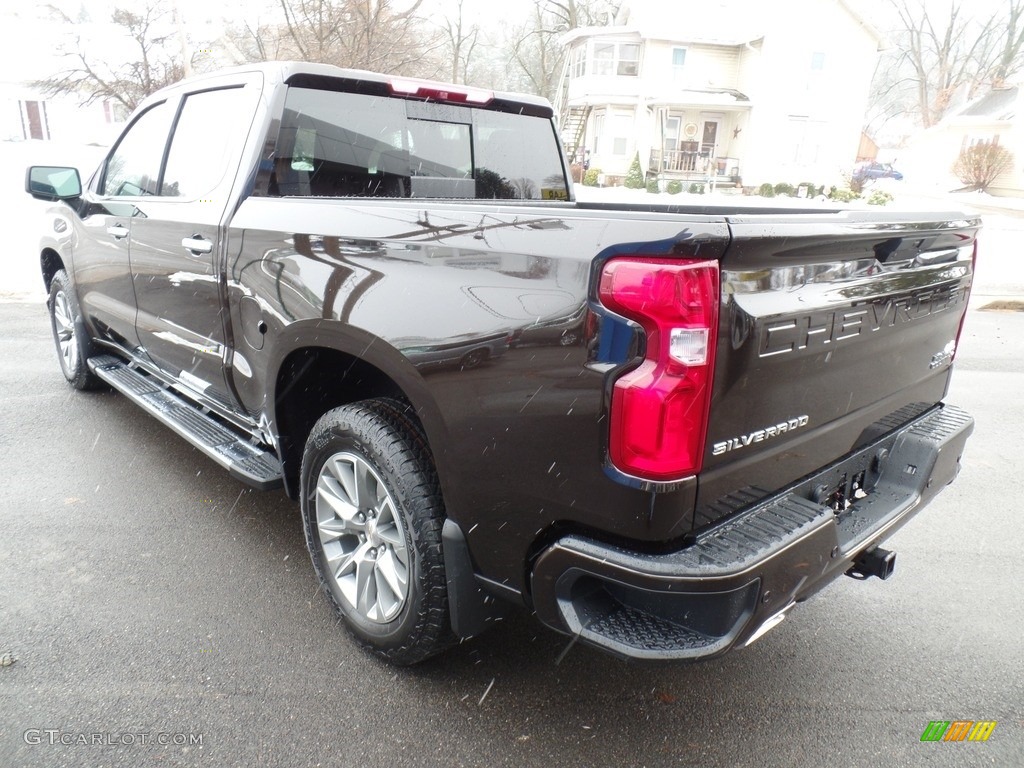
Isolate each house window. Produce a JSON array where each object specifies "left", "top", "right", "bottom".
[
  {"left": 787, "top": 115, "right": 826, "bottom": 166},
  {"left": 672, "top": 48, "right": 687, "bottom": 81},
  {"left": 591, "top": 42, "right": 641, "bottom": 76},
  {"left": 664, "top": 115, "right": 681, "bottom": 152},
  {"left": 807, "top": 52, "right": 826, "bottom": 91},
  {"left": 593, "top": 43, "right": 614, "bottom": 75},
  {"left": 618, "top": 44, "right": 641, "bottom": 76},
  {"left": 571, "top": 45, "right": 586, "bottom": 78},
  {"left": 611, "top": 112, "right": 632, "bottom": 155}
]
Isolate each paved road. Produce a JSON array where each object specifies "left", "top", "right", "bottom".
[{"left": 0, "top": 300, "right": 1021, "bottom": 768}]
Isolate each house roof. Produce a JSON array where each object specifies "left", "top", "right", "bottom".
[
  {"left": 957, "top": 87, "right": 1018, "bottom": 120},
  {"left": 562, "top": 0, "right": 882, "bottom": 48},
  {"left": 835, "top": 0, "right": 884, "bottom": 44}
]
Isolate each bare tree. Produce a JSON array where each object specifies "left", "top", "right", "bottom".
[
  {"left": 505, "top": 0, "right": 619, "bottom": 100},
  {"left": 508, "top": 3, "right": 563, "bottom": 100},
  {"left": 893, "top": 0, "right": 996, "bottom": 127},
  {"left": 544, "top": 0, "right": 614, "bottom": 29},
  {"left": 987, "top": 0, "right": 1024, "bottom": 84},
  {"left": 879, "top": 0, "right": 1024, "bottom": 130},
  {"left": 275, "top": 0, "right": 441, "bottom": 76},
  {"left": 231, "top": 17, "right": 292, "bottom": 63},
  {"left": 440, "top": 0, "right": 480, "bottom": 84},
  {"left": 35, "top": 4, "right": 187, "bottom": 113},
  {"left": 865, "top": 56, "right": 913, "bottom": 138}
]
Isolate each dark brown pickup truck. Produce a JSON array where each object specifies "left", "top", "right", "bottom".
[{"left": 27, "top": 62, "right": 976, "bottom": 664}]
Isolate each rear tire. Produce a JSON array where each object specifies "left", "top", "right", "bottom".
[
  {"left": 459, "top": 348, "right": 488, "bottom": 369},
  {"left": 47, "top": 270, "right": 101, "bottom": 390},
  {"left": 300, "top": 398, "right": 453, "bottom": 665}
]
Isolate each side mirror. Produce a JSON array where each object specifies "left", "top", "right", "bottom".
[{"left": 26, "top": 166, "right": 83, "bottom": 201}]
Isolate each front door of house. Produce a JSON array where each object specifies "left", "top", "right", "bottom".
[{"left": 699, "top": 113, "right": 724, "bottom": 157}]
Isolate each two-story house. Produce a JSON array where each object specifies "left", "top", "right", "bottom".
[{"left": 556, "top": 0, "right": 881, "bottom": 189}]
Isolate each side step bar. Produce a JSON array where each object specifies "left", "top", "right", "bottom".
[{"left": 88, "top": 355, "right": 283, "bottom": 491}]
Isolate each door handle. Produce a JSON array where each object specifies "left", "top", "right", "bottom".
[
  {"left": 181, "top": 236, "right": 214, "bottom": 255},
  {"left": 106, "top": 224, "right": 129, "bottom": 240}
]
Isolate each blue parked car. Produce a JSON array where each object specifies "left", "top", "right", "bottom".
[{"left": 853, "top": 161, "right": 903, "bottom": 182}]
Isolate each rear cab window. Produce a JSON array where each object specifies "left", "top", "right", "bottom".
[{"left": 264, "top": 83, "right": 569, "bottom": 201}]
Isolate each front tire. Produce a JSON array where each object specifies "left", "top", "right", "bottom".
[
  {"left": 300, "top": 399, "right": 453, "bottom": 665},
  {"left": 47, "top": 270, "right": 101, "bottom": 390}
]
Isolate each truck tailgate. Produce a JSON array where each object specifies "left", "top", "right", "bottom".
[{"left": 695, "top": 211, "right": 979, "bottom": 528}]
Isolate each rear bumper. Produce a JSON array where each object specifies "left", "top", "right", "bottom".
[{"left": 530, "top": 404, "right": 974, "bottom": 660}]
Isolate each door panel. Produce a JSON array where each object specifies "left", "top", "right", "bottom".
[
  {"left": 130, "top": 79, "right": 260, "bottom": 409},
  {"left": 75, "top": 101, "right": 176, "bottom": 353}
]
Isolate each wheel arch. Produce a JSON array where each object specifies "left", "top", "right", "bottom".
[
  {"left": 41, "top": 248, "right": 65, "bottom": 293},
  {"left": 268, "top": 326, "right": 451, "bottom": 505}
]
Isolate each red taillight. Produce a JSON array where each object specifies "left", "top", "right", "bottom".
[
  {"left": 598, "top": 257, "right": 720, "bottom": 481},
  {"left": 388, "top": 78, "right": 493, "bottom": 105}
]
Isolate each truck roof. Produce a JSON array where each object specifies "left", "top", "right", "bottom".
[{"left": 148, "top": 61, "right": 554, "bottom": 118}]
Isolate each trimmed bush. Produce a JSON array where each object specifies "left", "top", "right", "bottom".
[
  {"left": 867, "top": 190, "right": 894, "bottom": 206},
  {"left": 688, "top": 183, "right": 706, "bottom": 194},
  {"left": 756, "top": 183, "right": 776, "bottom": 197},
  {"left": 666, "top": 180, "right": 683, "bottom": 194},
  {"left": 624, "top": 153, "right": 645, "bottom": 189},
  {"left": 774, "top": 182, "right": 796, "bottom": 197},
  {"left": 646, "top": 178, "right": 660, "bottom": 193},
  {"left": 583, "top": 167, "right": 601, "bottom": 186}
]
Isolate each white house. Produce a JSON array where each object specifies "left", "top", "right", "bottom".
[
  {"left": 900, "top": 85, "right": 1024, "bottom": 196},
  {"left": 0, "top": 9, "right": 124, "bottom": 145},
  {"left": 555, "top": 0, "right": 882, "bottom": 188}
]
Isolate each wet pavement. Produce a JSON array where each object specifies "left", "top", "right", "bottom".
[{"left": 0, "top": 301, "right": 1021, "bottom": 767}]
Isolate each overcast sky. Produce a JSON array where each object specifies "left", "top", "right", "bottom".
[
  {"left": 7, "top": 0, "right": 1012, "bottom": 46},
  {"left": 27, "top": 0, "right": 537, "bottom": 27},
  {"left": 1, "top": 0, "right": 1015, "bottom": 86}
]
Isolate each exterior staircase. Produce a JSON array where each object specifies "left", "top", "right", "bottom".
[
  {"left": 552, "top": 55, "right": 592, "bottom": 165},
  {"left": 560, "top": 105, "right": 592, "bottom": 165}
]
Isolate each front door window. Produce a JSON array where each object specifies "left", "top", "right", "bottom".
[{"left": 102, "top": 102, "right": 173, "bottom": 197}]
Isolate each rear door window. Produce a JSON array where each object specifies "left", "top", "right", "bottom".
[{"left": 161, "top": 86, "right": 249, "bottom": 199}]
